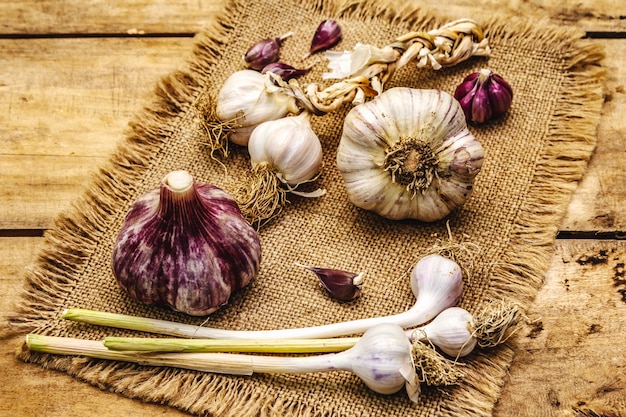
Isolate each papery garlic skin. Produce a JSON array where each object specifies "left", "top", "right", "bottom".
[
  {"left": 112, "top": 170, "right": 262, "bottom": 316},
  {"left": 336, "top": 87, "right": 484, "bottom": 221},
  {"left": 216, "top": 70, "right": 300, "bottom": 146},
  {"left": 247, "top": 112, "right": 323, "bottom": 186}
]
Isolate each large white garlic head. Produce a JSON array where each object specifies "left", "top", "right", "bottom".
[{"left": 336, "top": 87, "right": 484, "bottom": 221}]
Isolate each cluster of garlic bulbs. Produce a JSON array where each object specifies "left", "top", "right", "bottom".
[{"left": 206, "top": 18, "right": 491, "bottom": 225}]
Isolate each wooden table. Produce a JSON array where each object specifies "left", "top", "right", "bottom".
[{"left": 1, "top": 1, "right": 625, "bottom": 415}]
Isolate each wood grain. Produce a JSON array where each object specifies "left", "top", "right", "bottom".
[
  {"left": 1, "top": 0, "right": 625, "bottom": 416},
  {"left": 0, "top": 37, "right": 194, "bottom": 229}
]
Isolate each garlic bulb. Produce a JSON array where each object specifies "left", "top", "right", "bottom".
[
  {"left": 112, "top": 170, "right": 262, "bottom": 316},
  {"left": 216, "top": 70, "right": 300, "bottom": 146},
  {"left": 410, "top": 307, "right": 477, "bottom": 357},
  {"left": 336, "top": 87, "right": 484, "bottom": 221},
  {"left": 238, "top": 112, "right": 325, "bottom": 224}
]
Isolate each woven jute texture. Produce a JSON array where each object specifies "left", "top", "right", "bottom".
[{"left": 5, "top": 0, "right": 606, "bottom": 416}]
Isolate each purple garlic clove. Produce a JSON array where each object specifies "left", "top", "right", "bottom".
[
  {"left": 303, "top": 19, "right": 342, "bottom": 59},
  {"left": 261, "top": 62, "right": 310, "bottom": 81},
  {"left": 244, "top": 32, "right": 293, "bottom": 71},
  {"left": 296, "top": 262, "right": 363, "bottom": 301},
  {"left": 454, "top": 68, "right": 513, "bottom": 124}
]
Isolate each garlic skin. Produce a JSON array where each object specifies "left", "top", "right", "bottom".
[
  {"left": 336, "top": 87, "right": 484, "bottom": 221},
  {"left": 112, "top": 170, "right": 262, "bottom": 316},
  {"left": 216, "top": 70, "right": 300, "bottom": 146},
  {"left": 412, "top": 307, "right": 477, "bottom": 357},
  {"left": 247, "top": 112, "right": 323, "bottom": 186}
]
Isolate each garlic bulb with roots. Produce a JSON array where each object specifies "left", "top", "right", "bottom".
[
  {"left": 112, "top": 170, "right": 262, "bottom": 316},
  {"left": 215, "top": 70, "right": 300, "bottom": 146},
  {"left": 336, "top": 87, "right": 485, "bottom": 221},
  {"left": 236, "top": 112, "right": 325, "bottom": 225}
]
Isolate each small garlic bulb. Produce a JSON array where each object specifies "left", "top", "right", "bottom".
[
  {"left": 248, "top": 112, "right": 323, "bottom": 186},
  {"left": 112, "top": 170, "right": 262, "bottom": 316},
  {"left": 216, "top": 70, "right": 300, "bottom": 146},
  {"left": 412, "top": 307, "right": 477, "bottom": 357},
  {"left": 238, "top": 112, "right": 325, "bottom": 224},
  {"left": 336, "top": 87, "right": 484, "bottom": 221}
]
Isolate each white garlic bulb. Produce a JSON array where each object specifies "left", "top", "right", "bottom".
[
  {"left": 336, "top": 87, "right": 484, "bottom": 221},
  {"left": 248, "top": 112, "right": 323, "bottom": 187},
  {"left": 216, "top": 70, "right": 300, "bottom": 146}
]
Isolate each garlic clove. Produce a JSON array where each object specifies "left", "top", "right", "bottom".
[
  {"left": 112, "top": 170, "right": 262, "bottom": 316},
  {"left": 303, "top": 19, "right": 342, "bottom": 59},
  {"left": 296, "top": 262, "right": 363, "bottom": 301},
  {"left": 244, "top": 32, "right": 293, "bottom": 71},
  {"left": 261, "top": 62, "right": 310, "bottom": 81}
]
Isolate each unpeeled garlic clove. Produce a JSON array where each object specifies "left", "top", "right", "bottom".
[
  {"left": 244, "top": 32, "right": 293, "bottom": 71},
  {"left": 261, "top": 62, "right": 310, "bottom": 81},
  {"left": 296, "top": 262, "right": 363, "bottom": 301},
  {"left": 304, "top": 19, "right": 342, "bottom": 59}
]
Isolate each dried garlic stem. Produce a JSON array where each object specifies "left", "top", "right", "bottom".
[{"left": 289, "top": 18, "right": 490, "bottom": 115}]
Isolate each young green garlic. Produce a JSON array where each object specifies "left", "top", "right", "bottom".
[
  {"left": 215, "top": 70, "right": 300, "bottom": 146},
  {"left": 237, "top": 112, "right": 325, "bottom": 225},
  {"left": 26, "top": 323, "right": 419, "bottom": 402},
  {"left": 336, "top": 87, "right": 485, "bottom": 222},
  {"left": 64, "top": 254, "right": 463, "bottom": 340},
  {"left": 112, "top": 170, "right": 262, "bottom": 316}
]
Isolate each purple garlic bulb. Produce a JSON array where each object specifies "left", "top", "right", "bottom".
[
  {"left": 303, "top": 19, "right": 342, "bottom": 59},
  {"left": 244, "top": 32, "right": 293, "bottom": 71},
  {"left": 112, "top": 170, "right": 262, "bottom": 316},
  {"left": 454, "top": 69, "right": 513, "bottom": 123}
]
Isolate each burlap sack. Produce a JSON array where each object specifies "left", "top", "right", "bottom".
[{"left": 6, "top": 0, "right": 605, "bottom": 415}]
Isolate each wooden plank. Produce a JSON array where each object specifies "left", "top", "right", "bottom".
[
  {"left": 494, "top": 239, "right": 626, "bottom": 416},
  {"left": 0, "top": 0, "right": 227, "bottom": 35},
  {"left": 0, "top": 0, "right": 622, "bottom": 35},
  {"left": 560, "top": 39, "right": 626, "bottom": 234},
  {"left": 0, "top": 37, "right": 195, "bottom": 229},
  {"left": 2, "top": 238, "right": 625, "bottom": 415}
]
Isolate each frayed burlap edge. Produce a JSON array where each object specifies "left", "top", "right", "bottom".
[{"left": 2, "top": 1, "right": 606, "bottom": 417}]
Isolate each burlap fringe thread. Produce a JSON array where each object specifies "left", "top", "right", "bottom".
[{"left": 3, "top": 0, "right": 605, "bottom": 416}]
